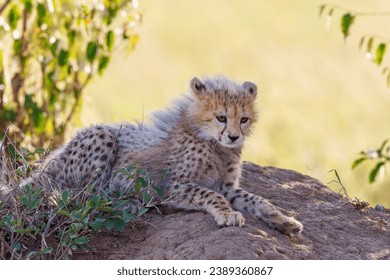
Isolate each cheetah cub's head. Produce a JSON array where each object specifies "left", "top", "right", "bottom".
[{"left": 188, "top": 76, "right": 258, "bottom": 148}]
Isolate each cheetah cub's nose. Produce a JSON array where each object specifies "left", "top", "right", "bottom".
[{"left": 228, "top": 135, "right": 239, "bottom": 142}]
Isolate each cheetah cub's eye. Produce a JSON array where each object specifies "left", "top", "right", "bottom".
[
  {"left": 216, "top": 115, "right": 227, "bottom": 123},
  {"left": 240, "top": 117, "right": 249, "bottom": 124}
]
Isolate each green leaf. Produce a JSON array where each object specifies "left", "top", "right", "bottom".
[
  {"left": 20, "top": 184, "right": 41, "bottom": 210},
  {"left": 2, "top": 107, "right": 17, "bottom": 122},
  {"left": 90, "top": 219, "right": 103, "bottom": 233},
  {"left": 87, "top": 195, "right": 100, "bottom": 209},
  {"left": 23, "top": 0, "right": 33, "bottom": 13},
  {"left": 8, "top": 5, "right": 20, "bottom": 30},
  {"left": 123, "top": 211, "right": 136, "bottom": 223},
  {"left": 68, "top": 30, "right": 77, "bottom": 46},
  {"left": 37, "top": 3, "right": 47, "bottom": 26},
  {"left": 35, "top": 147, "right": 45, "bottom": 154},
  {"left": 32, "top": 107, "right": 45, "bottom": 132},
  {"left": 98, "top": 56, "right": 110, "bottom": 75},
  {"left": 352, "top": 157, "right": 366, "bottom": 169},
  {"left": 375, "top": 43, "right": 386, "bottom": 65},
  {"left": 24, "top": 94, "right": 35, "bottom": 110},
  {"left": 62, "top": 190, "right": 70, "bottom": 203},
  {"left": 41, "top": 247, "right": 53, "bottom": 255},
  {"left": 103, "top": 219, "right": 115, "bottom": 230},
  {"left": 340, "top": 13, "right": 355, "bottom": 39},
  {"left": 70, "top": 210, "right": 82, "bottom": 221},
  {"left": 143, "top": 192, "right": 152, "bottom": 203},
  {"left": 104, "top": 6, "right": 118, "bottom": 25},
  {"left": 97, "top": 206, "right": 112, "bottom": 212},
  {"left": 29, "top": 199, "right": 40, "bottom": 211},
  {"left": 369, "top": 162, "right": 385, "bottom": 183},
  {"left": 135, "top": 177, "right": 148, "bottom": 191},
  {"left": 58, "top": 49, "right": 69, "bottom": 66},
  {"left": 140, "top": 177, "right": 148, "bottom": 188},
  {"left": 71, "top": 222, "right": 85, "bottom": 232},
  {"left": 50, "top": 39, "right": 58, "bottom": 56},
  {"left": 113, "top": 218, "right": 125, "bottom": 232},
  {"left": 13, "top": 39, "right": 22, "bottom": 56},
  {"left": 137, "top": 207, "right": 148, "bottom": 217},
  {"left": 86, "top": 41, "right": 98, "bottom": 63},
  {"left": 57, "top": 210, "right": 71, "bottom": 217},
  {"left": 15, "top": 228, "right": 33, "bottom": 234},
  {"left": 73, "top": 236, "right": 88, "bottom": 245},
  {"left": 153, "top": 187, "right": 164, "bottom": 199},
  {"left": 106, "top": 30, "right": 115, "bottom": 51},
  {"left": 12, "top": 242, "right": 22, "bottom": 251},
  {"left": 107, "top": 210, "right": 122, "bottom": 218},
  {"left": 114, "top": 200, "right": 128, "bottom": 209}
]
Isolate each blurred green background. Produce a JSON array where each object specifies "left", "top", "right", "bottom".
[{"left": 80, "top": 0, "right": 390, "bottom": 207}]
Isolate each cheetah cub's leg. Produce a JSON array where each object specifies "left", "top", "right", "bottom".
[
  {"left": 221, "top": 180, "right": 303, "bottom": 234},
  {"left": 228, "top": 188, "right": 303, "bottom": 234},
  {"left": 167, "top": 182, "right": 245, "bottom": 227}
]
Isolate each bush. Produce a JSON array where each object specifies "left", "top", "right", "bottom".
[{"left": 0, "top": 0, "right": 141, "bottom": 147}]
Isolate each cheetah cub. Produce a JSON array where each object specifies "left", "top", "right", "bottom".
[{"left": 35, "top": 76, "right": 303, "bottom": 235}]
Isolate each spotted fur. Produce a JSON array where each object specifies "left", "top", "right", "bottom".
[{"left": 33, "top": 76, "right": 303, "bottom": 235}]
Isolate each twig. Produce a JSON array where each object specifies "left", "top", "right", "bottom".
[
  {"left": 62, "top": 72, "right": 92, "bottom": 130},
  {"left": 43, "top": 210, "right": 56, "bottom": 237},
  {"left": 3, "top": 130, "right": 33, "bottom": 183},
  {"left": 0, "top": 126, "right": 10, "bottom": 152},
  {"left": 361, "top": 34, "right": 390, "bottom": 45},
  {"left": 42, "top": 123, "right": 63, "bottom": 161},
  {"left": 0, "top": 0, "right": 11, "bottom": 15},
  {"left": 1, "top": 126, "right": 11, "bottom": 186},
  {"left": 0, "top": 231, "right": 12, "bottom": 260},
  {"left": 321, "top": 3, "right": 390, "bottom": 17},
  {"left": 0, "top": 82, "right": 4, "bottom": 114}
]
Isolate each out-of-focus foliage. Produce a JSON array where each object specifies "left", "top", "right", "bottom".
[
  {"left": 0, "top": 0, "right": 141, "bottom": 147},
  {"left": 319, "top": 3, "right": 390, "bottom": 183},
  {"left": 319, "top": 4, "right": 390, "bottom": 86},
  {"left": 352, "top": 139, "right": 390, "bottom": 184}
]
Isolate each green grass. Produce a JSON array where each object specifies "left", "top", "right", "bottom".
[{"left": 80, "top": 0, "right": 390, "bottom": 207}]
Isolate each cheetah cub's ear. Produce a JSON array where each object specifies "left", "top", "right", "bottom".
[
  {"left": 242, "top": 81, "right": 258, "bottom": 98},
  {"left": 190, "top": 77, "right": 207, "bottom": 100}
]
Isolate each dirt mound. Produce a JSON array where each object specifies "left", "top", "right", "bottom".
[{"left": 74, "top": 163, "right": 390, "bottom": 260}]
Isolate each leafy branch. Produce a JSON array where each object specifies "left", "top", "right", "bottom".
[
  {"left": 319, "top": 3, "right": 390, "bottom": 87},
  {"left": 352, "top": 139, "right": 389, "bottom": 183},
  {"left": 0, "top": 0, "right": 141, "bottom": 148},
  {"left": 319, "top": 4, "right": 390, "bottom": 184}
]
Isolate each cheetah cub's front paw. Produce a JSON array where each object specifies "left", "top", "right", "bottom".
[{"left": 215, "top": 210, "right": 245, "bottom": 227}]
